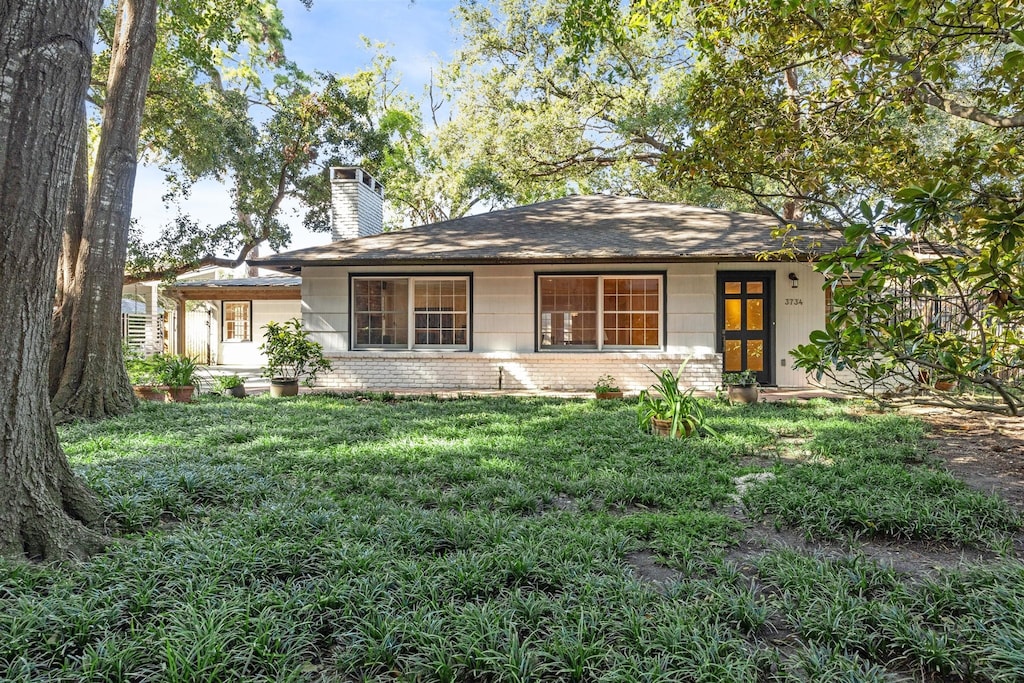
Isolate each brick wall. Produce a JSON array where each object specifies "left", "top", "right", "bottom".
[
  {"left": 313, "top": 352, "right": 722, "bottom": 392},
  {"left": 330, "top": 167, "right": 383, "bottom": 240}
]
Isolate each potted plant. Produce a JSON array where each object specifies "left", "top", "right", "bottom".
[
  {"left": 214, "top": 374, "right": 246, "bottom": 398},
  {"left": 934, "top": 375, "right": 958, "bottom": 392},
  {"left": 593, "top": 374, "right": 623, "bottom": 399},
  {"left": 637, "top": 364, "right": 715, "bottom": 439},
  {"left": 126, "top": 353, "right": 164, "bottom": 402},
  {"left": 260, "top": 318, "right": 332, "bottom": 397},
  {"left": 722, "top": 370, "right": 759, "bottom": 404},
  {"left": 155, "top": 354, "right": 200, "bottom": 403}
]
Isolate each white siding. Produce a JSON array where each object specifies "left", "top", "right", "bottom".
[
  {"left": 217, "top": 300, "right": 302, "bottom": 366},
  {"left": 300, "top": 262, "right": 827, "bottom": 389}
]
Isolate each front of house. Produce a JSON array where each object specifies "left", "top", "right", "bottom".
[{"left": 253, "top": 167, "right": 837, "bottom": 392}]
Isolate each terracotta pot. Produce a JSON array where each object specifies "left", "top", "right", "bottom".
[
  {"left": 223, "top": 385, "right": 246, "bottom": 398},
  {"left": 133, "top": 385, "right": 164, "bottom": 402},
  {"left": 728, "top": 385, "right": 759, "bottom": 404},
  {"left": 163, "top": 385, "right": 195, "bottom": 403},
  {"left": 934, "top": 380, "right": 957, "bottom": 392},
  {"left": 270, "top": 378, "right": 299, "bottom": 397},
  {"left": 650, "top": 418, "right": 692, "bottom": 438},
  {"left": 595, "top": 391, "right": 623, "bottom": 400}
]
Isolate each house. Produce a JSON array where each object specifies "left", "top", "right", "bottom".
[
  {"left": 163, "top": 275, "right": 301, "bottom": 365},
  {"left": 251, "top": 167, "right": 841, "bottom": 392},
  {"left": 123, "top": 266, "right": 300, "bottom": 365}
]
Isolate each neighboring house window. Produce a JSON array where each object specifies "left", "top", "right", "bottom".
[
  {"left": 352, "top": 276, "right": 470, "bottom": 349},
  {"left": 222, "top": 301, "right": 251, "bottom": 342},
  {"left": 538, "top": 275, "right": 662, "bottom": 350}
]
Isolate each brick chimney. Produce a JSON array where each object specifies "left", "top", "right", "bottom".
[{"left": 330, "top": 166, "right": 384, "bottom": 241}]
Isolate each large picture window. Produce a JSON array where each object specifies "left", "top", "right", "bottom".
[
  {"left": 353, "top": 276, "right": 470, "bottom": 350},
  {"left": 222, "top": 301, "right": 251, "bottom": 342},
  {"left": 539, "top": 275, "right": 662, "bottom": 350}
]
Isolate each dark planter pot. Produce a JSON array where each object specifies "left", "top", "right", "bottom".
[
  {"left": 270, "top": 378, "right": 299, "bottom": 397},
  {"left": 650, "top": 418, "right": 692, "bottom": 438},
  {"left": 727, "top": 385, "right": 759, "bottom": 404},
  {"left": 163, "top": 385, "right": 195, "bottom": 403},
  {"left": 595, "top": 391, "right": 623, "bottom": 400},
  {"left": 133, "top": 385, "right": 164, "bottom": 402},
  {"left": 223, "top": 385, "right": 246, "bottom": 398}
]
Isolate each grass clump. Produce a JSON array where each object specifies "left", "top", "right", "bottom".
[{"left": 0, "top": 394, "right": 1017, "bottom": 680}]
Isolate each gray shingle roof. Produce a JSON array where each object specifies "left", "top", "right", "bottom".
[
  {"left": 166, "top": 276, "right": 301, "bottom": 290},
  {"left": 252, "top": 195, "right": 840, "bottom": 273}
]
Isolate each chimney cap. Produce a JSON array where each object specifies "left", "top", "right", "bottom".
[{"left": 330, "top": 166, "right": 384, "bottom": 196}]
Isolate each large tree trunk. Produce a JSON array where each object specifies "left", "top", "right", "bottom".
[
  {"left": 0, "top": 0, "right": 106, "bottom": 560},
  {"left": 50, "top": 0, "right": 158, "bottom": 421},
  {"left": 51, "top": 122, "right": 89, "bottom": 397}
]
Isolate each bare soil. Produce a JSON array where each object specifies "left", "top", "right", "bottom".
[
  {"left": 626, "top": 407, "right": 1024, "bottom": 585},
  {"left": 912, "top": 406, "right": 1024, "bottom": 511}
]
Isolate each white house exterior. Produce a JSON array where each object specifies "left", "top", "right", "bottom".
[
  {"left": 253, "top": 167, "right": 838, "bottom": 392},
  {"left": 164, "top": 277, "right": 301, "bottom": 365}
]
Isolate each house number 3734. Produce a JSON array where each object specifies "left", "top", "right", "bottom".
[{"left": 784, "top": 298, "right": 804, "bottom": 306}]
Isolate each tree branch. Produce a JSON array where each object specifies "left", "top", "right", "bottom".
[{"left": 889, "top": 53, "right": 1024, "bottom": 128}]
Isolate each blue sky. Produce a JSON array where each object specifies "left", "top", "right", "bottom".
[{"left": 131, "top": 0, "right": 460, "bottom": 253}]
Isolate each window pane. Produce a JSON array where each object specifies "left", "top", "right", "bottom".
[
  {"left": 601, "top": 277, "right": 660, "bottom": 348},
  {"left": 725, "top": 282, "right": 742, "bottom": 294},
  {"left": 746, "top": 281, "right": 764, "bottom": 294},
  {"left": 747, "top": 340, "right": 764, "bottom": 371},
  {"left": 539, "top": 277, "right": 597, "bottom": 347},
  {"left": 414, "top": 278, "right": 469, "bottom": 347},
  {"left": 725, "top": 340, "right": 743, "bottom": 371},
  {"left": 747, "top": 299, "right": 763, "bottom": 331},
  {"left": 353, "top": 279, "right": 408, "bottom": 347},
  {"left": 724, "top": 299, "right": 741, "bottom": 331},
  {"left": 223, "top": 302, "right": 250, "bottom": 341}
]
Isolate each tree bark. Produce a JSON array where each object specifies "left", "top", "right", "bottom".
[
  {"left": 50, "top": 0, "right": 158, "bottom": 421},
  {"left": 0, "top": 0, "right": 107, "bottom": 560},
  {"left": 50, "top": 121, "right": 89, "bottom": 397}
]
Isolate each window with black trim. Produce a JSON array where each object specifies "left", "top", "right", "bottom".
[
  {"left": 222, "top": 301, "right": 251, "bottom": 342},
  {"left": 538, "top": 275, "right": 662, "bottom": 350},
  {"left": 352, "top": 276, "right": 470, "bottom": 349}
]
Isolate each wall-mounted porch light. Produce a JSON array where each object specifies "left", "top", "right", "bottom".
[{"left": 788, "top": 272, "right": 800, "bottom": 289}]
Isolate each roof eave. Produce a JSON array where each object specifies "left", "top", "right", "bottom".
[{"left": 252, "top": 252, "right": 816, "bottom": 271}]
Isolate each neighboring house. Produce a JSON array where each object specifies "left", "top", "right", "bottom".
[
  {"left": 122, "top": 266, "right": 301, "bottom": 366},
  {"left": 251, "top": 166, "right": 841, "bottom": 392},
  {"left": 163, "top": 275, "right": 301, "bottom": 365}
]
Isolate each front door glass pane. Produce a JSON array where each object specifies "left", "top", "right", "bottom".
[
  {"left": 746, "top": 299, "right": 763, "bottom": 331},
  {"left": 725, "top": 339, "right": 743, "bottom": 371},
  {"left": 724, "top": 299, "right": 741, "bottom": 331},
  {"left": 747, "top": 340, "right": 764, "bottom": 371}
]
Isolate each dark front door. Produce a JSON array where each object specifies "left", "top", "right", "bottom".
[{"left": 717, "top": 272, "right": 774, "bottom": 385}]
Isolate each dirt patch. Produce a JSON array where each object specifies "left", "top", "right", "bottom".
[
  {"left": 624, "top": 550, "right": 685, "bottom": 589},
  {"left": 626, "top": 406, "right": 1024, "bottom": 590},
  {"left": 912, "top": 406, "right": 1024, "bottom": 511},
  {"left": 722, "top": 512, "right": 998, "bottom": 578}
]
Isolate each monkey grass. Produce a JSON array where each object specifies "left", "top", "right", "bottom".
[{"left": 0, "top": 394, "right": 1020, "bottom": 681}]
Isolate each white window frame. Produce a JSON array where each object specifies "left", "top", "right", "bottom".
[
  {"left": 537, "top": 274, "right": 663, "bottom": 351},
  {"left": 352, "top": 275, "right": 471, "bottom": 351},
  {"left": 221, "top": 301, "right": 252, "bottom": 342}
]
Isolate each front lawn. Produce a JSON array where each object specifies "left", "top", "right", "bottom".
[{"left": 2, "top": 395, "right": 1022, "bottom": 681}]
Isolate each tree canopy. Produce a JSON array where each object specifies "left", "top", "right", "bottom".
[{"left": 566, "top": 0, "right": 1024, "bottom": 413}]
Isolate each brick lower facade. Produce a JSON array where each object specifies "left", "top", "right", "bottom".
[{"left": 314, "top": 352, "right": 723, "bottom": 392}]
